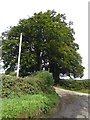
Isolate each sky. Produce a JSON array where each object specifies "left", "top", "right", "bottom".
[{"left": 0, "top": 0, "right": 89, "bottom": 79}]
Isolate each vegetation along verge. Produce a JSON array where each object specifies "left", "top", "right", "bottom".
[
  {"left": 56, "top": 79, "right": 90, "bottom": 94},
  {"left": 1, "top": 71, "right": 60, "bottom": 119}
]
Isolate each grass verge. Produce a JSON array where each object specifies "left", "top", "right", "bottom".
[{"left": 2, "top": 93, "right": 59, "bottom": 119}]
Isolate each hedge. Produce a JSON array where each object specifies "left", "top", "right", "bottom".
[
  {"left": 58, "top": 79, "right": 90, "bottom": 92},
  {"left": 1, "top": 71, "right": 54, "bottom": 98}
]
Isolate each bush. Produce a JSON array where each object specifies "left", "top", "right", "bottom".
[
  {"left": 1, "top": 71, "right": 55, "bottom": 98},
  {"left": 32, "top": 71, "right": 54, "bottom": 92},
  {"left": 59, "top": 79, "right": 90, "bottom": 91},
  {"left": 1, "top": 75, "right": 17, "bottom": 98}
]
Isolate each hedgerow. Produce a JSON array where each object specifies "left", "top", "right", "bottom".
[
  {"left": 58, "top": 79, "right": 90, "bottom": 93},
  {"left": 1, "top": 71, "right": 54, "bottom": 98},
  {"left": 1, "top": 71, "right": 59, "bottom": 119}
]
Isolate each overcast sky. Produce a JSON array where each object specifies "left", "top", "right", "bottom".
[{"left": 0, "top": 0, "right": 88, "bottom": 79}]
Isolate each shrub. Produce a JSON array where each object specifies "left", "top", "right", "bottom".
[
  {"left": 1, "top": 71, "right": 55, "bottom": 98},
  {"left": 32, "top": 71, "right": 54, "bottom": 93},
  {"left": 1, "top": 75, "right": 17, "bottom": 98},
  {"left": 59, "top": 79, "right": 90, "bottom": 91}
]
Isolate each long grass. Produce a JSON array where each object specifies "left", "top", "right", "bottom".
[{"left": 2, "top": 93, "right": 59, "bottom": 119}]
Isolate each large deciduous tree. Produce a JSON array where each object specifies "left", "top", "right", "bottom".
[{"left": 1, "top": 10, "right": 84, "bottom": 82}]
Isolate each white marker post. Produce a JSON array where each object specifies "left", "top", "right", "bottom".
[{"left": 17, "top": 33, "right": 22, "bottom": 77}]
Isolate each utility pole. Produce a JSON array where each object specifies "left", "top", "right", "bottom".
[{"left": 17, "top": 33, "right": 22, "bottom": 77}]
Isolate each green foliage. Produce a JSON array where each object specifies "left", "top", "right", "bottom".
[
  {"left": 1, "top": 71, "right": 59, "bottom": 119},
  {"left": 1, "top": 10, "right": 84, "bottom": 81},
  {"left": 32, "top": 71, "right": 54, "bottom": 87},
  {"left": 1, "top": 71, "right": 54, "bottom": 98},
  {"left": 58, "top": 79, "right": 90, "bottom": 93},
  {"left": 2, "top": 93, "right": 59, "bottom": 118},
  {"left": 9, "top": 71, "right": 16, "bottom": 76},
  {"left": 1, "top": 75, "right": 17, "bottom": 98}
]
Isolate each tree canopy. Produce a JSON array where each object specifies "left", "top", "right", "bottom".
[{"left": 1, "top": 10, "right": 84, "bottom": 82}]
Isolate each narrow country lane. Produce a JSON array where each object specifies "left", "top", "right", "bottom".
[{"left": 51, "top": 87, "right": 90, "bottom": 119}]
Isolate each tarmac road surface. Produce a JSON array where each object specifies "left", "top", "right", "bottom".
[{"left": 51, "top": 87, "right": 90, "bottom": 119}]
